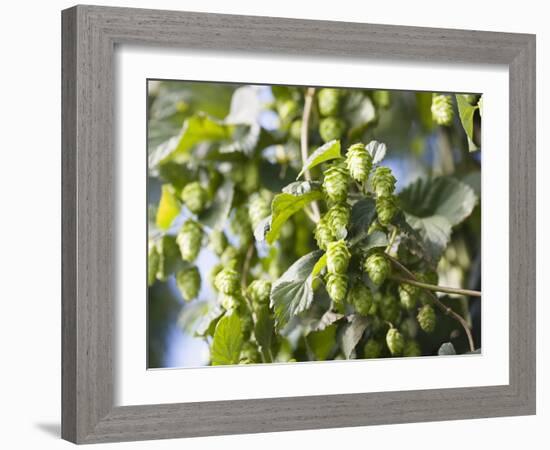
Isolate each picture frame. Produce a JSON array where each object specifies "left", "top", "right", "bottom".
[{"left": 61, "top": 4, "right": 536, "bottom": 444}]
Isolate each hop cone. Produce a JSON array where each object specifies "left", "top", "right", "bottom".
[
  {"left": 363, "top": 339, "right": 382, "bottom": 359},
  {"left": 364, "top": 253, "right": 390, "bottom": 286},
  {"left": 323, "top": 163, "right": 349, "bottom": 202},
  {"left": 177, "top": 220, "right": 203, "bottom": 262},
  {"left": 277, "top": 99, "right": 299, "bottom": 123},
  {"left": 239, "top": 309, "right": 253, "bottom": 340},
  {"left": 317, "top": 88, "right": 341, "bottom": 117},
  {"left": 290, "top": 119, "right": 303, "bottom": 141},
  {"left": 403, "top": 340, "right": 422, "bottom": 357},
  {"left": 240, "top": 341, "right": 260, "bottom": 364},
  {"left": 206, "top": 168, "right": 223, "bottom": 200},
  {"left": 386, "top": 327, "right": 405, "bottom": 356},
  {"left": 148, "top": 243, "right": 159, "bottom": 287},
  {"left": 218, "top": 293, "right": 240, "bottom": 310},
  {"left": 398, "top": 282, "right": 420, "bottom": 310},
  {"left": 372, "top": 90, "right": 391, "bottom": 109},
  {"left": 214, "top": 268, "right": 240, "bottom": 295},
  {"left": 417, "top": 304, "right": 436, "bottom": 333},
  {"left": 371, "top": 166, "right": 396, "bottom": 197},
  {"left": 346, "top": 143, "right": 372, "bottom": 183},
  {"left": 209, "top": 229, "right": 228, "bottom": 256},
  {"left": 326, "top": 240, "right": 351, "bottom": 274},
  {"left": 314, "top": 217, "right": 335, "bottom": 250},
  {"left": 247, "top": 279, "right": 272, "bottom": 305},
  {"left": 348, "top": 282, "right": 373, "bottom": 316},
  {"left": 181, "top": 181, "right": 208, "bottom": 214},
  {"left": 326, "top": 273, "right": 348, "bottom": 304},
  {"left": 209, "top": 263, "right": 223, "bottom": 290},
  {"left": 379, "top": 294, "right": 400, "bottom": 323},
  {"left": 319, "top": 117, "right": 345, "bottom": 142},
  {"left": 249, "top": 193, "right": 271, "bottom": 231},
  {"left": 175, "top": 266, "right": 201, "bottom": 301},
  {"left": 376, "top": 194, "right": 398, "bottom": 226},
  {"left": 431, "top": 93, "right": 454, "bottom": 126},
  {"left": 230, "top": 206, "right": 253, "bottom": 248},
  {"left": 326, "top": 203, "right": 350, "bottom": 239}
]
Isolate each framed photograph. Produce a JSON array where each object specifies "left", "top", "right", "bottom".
[{"left": 62, "top": 5, "right": 536, "bottom": 444}]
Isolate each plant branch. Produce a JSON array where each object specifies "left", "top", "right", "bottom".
[
  {"left": 390, "top": 275, "right": 482, "bottom": 298},
  {"left": 384, "top": 253, "right": 476, "bottom": 352},
  {"left": 301, "top": 87, "right": 321, "bottom": 223}
]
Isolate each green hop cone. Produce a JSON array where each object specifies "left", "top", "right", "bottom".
[
  {"left": 214, "top": 268, "right": 241, "bottom": 295},
  {"left": 230, "top": 206, "right": 253, "bottom": 248},
  {"left": 208, "top": 229, "right": 228, "bottom": 256},
  {"left": 248, "top": 193, "right": 271, "bottom": 231},
  {"left": 403, "top": 340, "right": 422, "bottom": 357},
  {"left": 326, "top": 203, "right": 350, "bottom": 240},
  {"left": 345, "top": 143, "right": 372, "bottom": 183},
  {"left": 380, "top": 294, "right": 400, "bottom": 323},
  {"left": 364, "top": 253, "right": 390, "bottom": 286},
  {"left": 386, "top": 327, "right": 405, "bottom": 356},
  {"left": 363, "top": 339, "right": 382, "bottom": 359},
  {"left": 148, "top": 242, "right": 160, "bottom": 287},
  {"left": 372, "top": 90, "right": 391, "bottom": 109},
  {"left": 220, "top": 245, "right": 241, "bottom": 270},
  {"left": 240, "top": 341, "right": 260, "bottom": 364},
  {"left": 209, "top": 263, "right": 223, "bottom": 290},
  {"left": 181, "top": 181, "right": 208, "bottom": 215},
  {"left": 247, "top": 279, "right": 272, "bottom": 306},
  {"left": 317, "top": 88, "right": 342, "bottom": 117},
  {"left": 326, "top": 240, "right": 351, "bottom": 274},
  {"left": 289, "top": 119, "right": 303, "bottom": 141},
  {"left": 218, "top": 293, "right": 241, "bottom": 310},
  {"left": 176, "top": 220, "right": 203, "bottom": 262},
  {"left": 314, "top": 217, "right": 335, "bottom": 250},
  {"left": 326, "top": 273, "right": 348, "bottom": 304},
  {"left": 348, "top": 281, "right": 373, "bottom": 316},
  {"left": 371, "top": 166, "right": 396, "bottom": 197},
  {"left": 277, "top": 99, "right": 299, "bottom": 123},
  {"left": 398, "top": 282, "right": 420, "bottom": 310},
  {"left": 175, "top": 266, "right": 201, "bottom": 301},
  {"left": 417, "top": 304, "right": 436, "bottom": 333},
  {"left": 375, "top": 195, "right": 398, "bottom": 226},
  {"left": 239, "top": 309, "right": 254, "bottom": 340},
  {"left": 323, "top": 163, "right": 350, "bottom": 203},
  {"left": 319, "top": 117, "right": 345, "bottom": 143},
  {"left": 431, "top": 93, "right": 454, "bottom": 126}
]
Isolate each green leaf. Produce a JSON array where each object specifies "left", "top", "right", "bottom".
[
  {"left": 404, "top": 215, "right": 452, "bottom": 264},
  {"left": 339, "top": 314, "right": 369, "bottom": 359},
  {"left": 199, "top": 180, "right": 234, "bottom": 228},
  {"left": 195, "top": 304, "right": 224, "bottom": 337},
  {"left": 438, "top": 342, "right": 457, "bottom": 356},
  {"left": 264, "top": 190, "right": 323, "bottom": 244},
  {"left": 297, "top": 140, "right": 341, "bottom": 179},
  {"left": 270, "top": 250, "right": 323, "bottom": 329},
  {"left": 254, "top": 306, "right": 275, "bottom": 362},
  {"left": 348, "top": 198, "right": 377, "bottom": 244},
  {"left": 177, "top": 301, "right": 212, "bottom": 335},
  {"left": 355, "top": 230, "right": 388, "bottom": 253},
  {"left": 155, "top": 184, "right": 181, "bottom": 230},
  {"left": 311, "top": 253, "right": 327, "bottom": 279},
  {"left": 456, "top": 94, "right": 479, "bottom": 152},
  {"left": 307, "top": 325, "right": 337, "bottom": 361},
  {"left": 210, "top": 312, "right": 243, "bottom": 365}
]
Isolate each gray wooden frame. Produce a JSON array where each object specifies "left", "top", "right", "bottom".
[{"left": 62, "top": 4, "right": 536, "bottom": 444}]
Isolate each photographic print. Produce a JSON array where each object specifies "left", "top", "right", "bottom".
[{"left": 147, "top": 80, "right": 482, "bottom": 368}]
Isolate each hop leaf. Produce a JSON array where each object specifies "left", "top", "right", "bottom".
[
  {"left": 323, "top": 163, "right": 350, "bottom": 202},
  {"left": 417, "top": 304, "right": 436, "bottom": 333},
  {"left": 364, "top": 253, "right": 390, "bottom": 286},
  {"left": 346, "top": 143, "right": 372, "bottom": 183},
  {"left": 398, "top": 281, "right": 420, "bottom": 310},
  {"left": 214, "top": 268, "right": 241, "bottom": 295},
  {"left": 348, "top": 281, "right": 373, "bottom": 316},
  {"left": 326, "top": 240, "right": 351, "bottom": 274},
  {"left": 371, "top": 166, "right": 396, "bottom": 197},
  {"left": 181, "top": 181, "right": 208, "bottom": 214},
  {"left": 363, "top": 339, "right": 382, "bottom": 358},
  {"left": 176, "top": 266, "right": 201, "bottom": 301},
  {"left": 314, "top": 217, "right": 335, "bottom": 250},
  {"left": 319, "top": 117, "right": 345, "bottom": 142},
  {"left": 249, "top": 193, "right": 271, "bottom": 231},
  {"left": 376, "top": 194, "right": 398, "bottom": 225},
  {"left": 318, "top": 88, "right": 342, "bottom": 117},
  {"left": 386, "top": 327, "right": 405, "bottom": 356},
  {"left": 326, "top": 203, "right": 350, "bottom": 240},
  {"left": 403, "top": 340, "right": 422, "bottom": 357},
  {"left": 209, "top": 229, "right": 228, "bottom": 256},
  {"left": 431, "top": 93, "right": 454, "bottom": 126},
  {"left": 326, "top": 273, "right": 348, "bottom": 304},
  {"left": 176, "top": 220, "right": 203, "bottom": 262},
  {"left": 247, "top": 279, "right": 272, "bottom": 306}
]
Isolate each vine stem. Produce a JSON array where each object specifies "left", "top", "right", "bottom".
[
  {"left": 384, "top": 253, "right": 476, "bottom": 352},
  {"left": 390, "top": 275, "right": 482, "bottom": 298},
  {"left": 301, "top": 87, "right": 321, "bottom": 223}
]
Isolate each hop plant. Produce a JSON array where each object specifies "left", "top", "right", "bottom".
[
  {"left": 209, "top": 229, "right": 228, "bottom": 256},
  {"left": 326, "top": 273, "right": 348, "bottom": 304},
  {"left": 319, "top": 117, "right": 345, "bottom": 142},
  {"left": 379, "top": 294, "right": 400, "bottom": 323},
  {"left": 371, "top": 166, "right": 396, "bottom": 197},
  {"left": 175, "top": 266, "right": 201, "bottom": 301},
  {"left": 317, "top": 88, "right": 341, "bottom": 117},
  {"left": 398, "top": 281, "right": 420, "bottom": 310},
  {"left": 386, "top": 327, "right": 405, "bottom": 356},
  {"left": 249, "top": 193, "right": 271, "bottom": 231},
  {"left": 363, "top": 339, "right": 383, "bottom": 359},
  {"left": 346, "top": 143, "right": 372, "bottom": 183},
  {"left": 314, "top": 217, "right": 335, "bottom": 250},
  {"left": 181, "top": 181, "right": 208, "bottom": 214},
  {"left": 431, "top": 93, "right": 454, "bottom": 126},
  {"left": 176, "top": 220, "right": 203, "bottom": 262},
  {"left": 348, "top": 281, "right": 373, "bottom": 316},
  {"left": 403, "top": 340, "right": 422, "bottom": 357},
  {"left": 376, "top": 194, "right": 398, "bottom": 225},
  {"left": 214, "top": 268, "right": 241, "bottom": 295},
  {"left": 326, "top": 203, "right": 350, "bottom": 239},
  {"left": 417, "top": 304, "right": 436, "bottom": 333},
  {"left": 247, "top": 279, "right": 272, "bottom": 305},
  {"left": 326, "top": 240, "right": 351, "bottom": 274},
  {"left": 323, "top": 163, "right": 349, "bottom": 202},
  {"left": 364, "top": 253, "right": 390, "bottom": 286}
]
